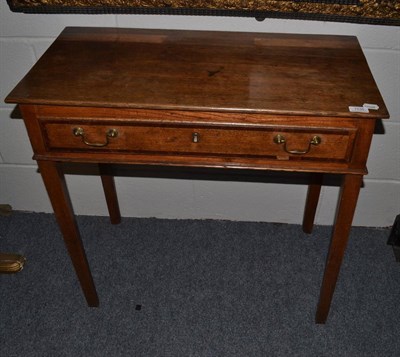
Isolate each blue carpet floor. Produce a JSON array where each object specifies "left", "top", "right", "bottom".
[{"left": 1, "top": 212, "right": 399, "bottom": 356}]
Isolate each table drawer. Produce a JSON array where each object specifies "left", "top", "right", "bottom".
[{"left": 41, "top": 120, "right": 356, "bottom": 162}]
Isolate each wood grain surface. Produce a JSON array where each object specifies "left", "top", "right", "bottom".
[{"left": 6, "top": 27, "right": 389, "bottom": 119}]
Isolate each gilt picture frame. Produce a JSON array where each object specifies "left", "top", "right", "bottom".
[{"left": 6, "top": 0, "right": 400, "bottom": 26}]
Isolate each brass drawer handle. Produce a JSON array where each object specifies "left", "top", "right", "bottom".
[
  {"left": 273, "top": 134, "right": 321, "bottom": 155},
  {"left": 73, "top": 127, "right": 118, "bottom": 147}
]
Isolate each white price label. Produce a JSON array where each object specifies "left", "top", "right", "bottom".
[
  {"left": 363, "top": 103, "right": 379, "bottom": 110},
  {"left": 349, "top": 106, "right": 369, "bottom": 113}
]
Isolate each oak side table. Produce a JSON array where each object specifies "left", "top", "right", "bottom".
[{"left": 5, "top": 27, "right": 389, "bottom": 323}]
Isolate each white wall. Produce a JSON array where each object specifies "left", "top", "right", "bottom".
[{"left": 1, "top": 3, "right": 399, "bottom": 226}]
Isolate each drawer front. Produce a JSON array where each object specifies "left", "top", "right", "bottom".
[{"left": 41, "top": 120, "right": 356, "bottom": 163}]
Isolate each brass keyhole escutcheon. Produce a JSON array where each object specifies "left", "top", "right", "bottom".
[{"left": 192, "top": 132, "right": 200, "bottom": 143}]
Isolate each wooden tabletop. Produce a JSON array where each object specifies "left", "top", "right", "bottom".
[{"left": 6, "top": 27, "right": 389, "bottom": 119}]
